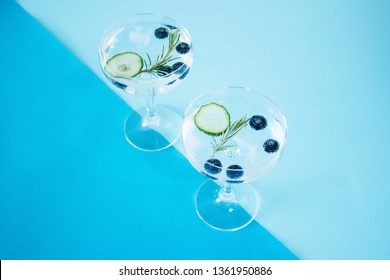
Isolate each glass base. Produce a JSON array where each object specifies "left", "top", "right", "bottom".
[
  {"left": 195, "top": 180, "right": 260, "bottom": 231},
  {"left": 124, "top": 105, "right": 181, "bottom": 152}
]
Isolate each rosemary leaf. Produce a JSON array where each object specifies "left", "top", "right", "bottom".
[
  {"left": 139, "top": 28, "right": 182, "bottom": 76},
  {"left": 146, "top": 53, "right": 152, "bottom": 66},
  {"left": 212, "top": 115, "right": 249, "bottom": 155}
]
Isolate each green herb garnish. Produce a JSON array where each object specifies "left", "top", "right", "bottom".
[
  {"left": 139, "top": 29, "right": 181, "bottom": 76},
  {"left": 211, "top": 115, "right": 250, "bottom": 156}
]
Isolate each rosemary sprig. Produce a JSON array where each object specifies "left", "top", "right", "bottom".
[
  {"left": 211, "top": 115, "right": 250, "bottom": 156},
  {"left": 139, "top": 29, "right": 181, "bottom": 76}
]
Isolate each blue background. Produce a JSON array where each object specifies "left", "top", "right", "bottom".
[
  {"left": 1, "top": 0, "right": 390, "bottom": 259},
  {"left": 0, "top": 0, "right": 297, "bottom": 259}
]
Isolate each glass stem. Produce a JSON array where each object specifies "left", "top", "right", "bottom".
[
  {"left": 219, "top": 182, "right": 236, "bottom": 201},
  {"left": 145, "top": 88, "right": 158, "bottom": 124}
]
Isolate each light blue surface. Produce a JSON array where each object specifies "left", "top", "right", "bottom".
[
  {"left": 0, "top": 0, "right": 297, "bottom": 259},
  {"left": 6, "top": 0, "right": 390, "bottom": 259}
]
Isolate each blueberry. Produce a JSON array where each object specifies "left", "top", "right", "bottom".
[
  {"left": 172, "top": 62, "right": 187, "bottom": 74},
  {"left": 226, "top": 165, "right": 244, "bottom": 179},
  {"left": 103, "top": 72, "right": 127, "bottom": 89},
  {"left": 111, "top": 79, "right": 127, "bottom": 90},
  {"left": 154, "top": 27, "right": 169, "bottom": 39},
  {"left": 166, "top": 24, "right": 177, "bottom": 30},
  {"left": 263, "top": 139, "right": 279, "bottom": 153},
  {"left": 179, "top": 67, "right": 190, "bottom": 80},
  {"left": 226, "top": 179, "right": 244, "bottom": 184},
  {"left": 250, "top": 115, "right": 267, "bottom": 130},
  {"left": 156, "top": 65, "right": 172, "bottom": 76},
  {"left": 201, "top": 172, "right": 218, "bottom": 180},
  {"left": 204, "top": 158, "right": 222, "bottom": 175},
  {"left": 176, "top": 42, "right": 191, "bottom": 54}
]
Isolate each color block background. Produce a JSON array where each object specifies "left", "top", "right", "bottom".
[
  {"left": 1, "top": 0, "right": 390, "bottom": 259},
  {"left": 0, "top": 0, "right": 298, "bottom": 260}
]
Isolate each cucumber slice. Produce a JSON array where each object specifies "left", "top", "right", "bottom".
[
  {"left": 105, "top": 52, "right": 143, "bottom": 78},
  {"left": 194, "top": 102, "right": 230, "bottom": 136}
]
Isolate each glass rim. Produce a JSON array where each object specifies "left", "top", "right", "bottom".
[
  {"left": 98, "top": 13, "right": 193, "bottom": 86},
  {"left": 183, "top": 85, "right": 288, "bottom": 134},
  {"left": 181, "top": 85, "right": 288, "bottom": 179}
]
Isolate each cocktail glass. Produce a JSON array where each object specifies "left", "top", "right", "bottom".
[
  {"left": 182, "top": 86, "right": 287, "bottom": 231},
  {"left": 99, "top": 13, "right": 193, "bottom": 151}
]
